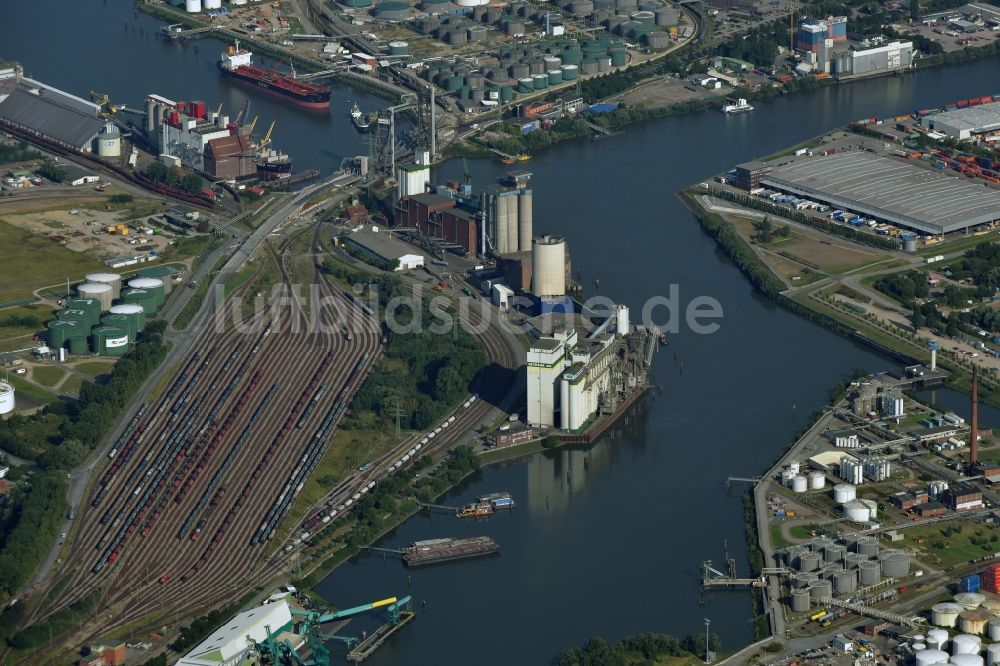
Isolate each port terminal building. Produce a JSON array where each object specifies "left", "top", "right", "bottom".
[
  {"left": 926, "top": 101, "right": 1000, "bottom": 140},
  {"left": 177, "top": 599, "right": 296, "bottom": 666},
  {"left": 761, "top": 151, "right": 1000, "bottom": 235},
  {"left": 0, "top": 65, "right": 105, "bottom": 152}
]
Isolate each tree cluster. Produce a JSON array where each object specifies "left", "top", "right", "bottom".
[
  {"left": 36, "top": 163, "right": 66, "bottom": 183},
  {"left": 875, "top": 271, "right": 930, "bottom": 302},
  {"left": 0, "top": 141, "right": 41, "bottom": 165},
  {"left": 143, "top": 161, "right": 204, "bottom": 194},
  {"left": 558, "top": 632, "right": 720, "bottom": 666},
  {"left": 0, "top": 471, "right": 68, "bottom": 599}
]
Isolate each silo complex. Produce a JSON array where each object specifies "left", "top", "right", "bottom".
[
  {"left": 109, "top": 303, "right": 146, "bottom": 332},
  {"left": 85, "top": 272, "right": 122, "bottom": 299},
  {"left": 532, "top": 235, "right": 567, "bottom": 297},
  {"left": 90, "top": 325, "right": 130, "bottom": 356},
  {"left": 121, "top": 288, "right": 159, "bottom": 314}
]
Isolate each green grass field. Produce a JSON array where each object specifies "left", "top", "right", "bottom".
[
  {"left": 0, "top": 220, "right": 107, "bottom": 301},
  {"left": 30, "top": 366, "right": 66, "bottom": 388},
  {"left": 0, "top": 303, "right": 54, "bottom": 351},
  {"left": 71, "top": 360, "right": 117, "bottom": 379},
  {"left": 60, "top": 375, "right": 83, "bottom": 396},
  {"left": 906, "top": 522, "right": 1000, "bottom": 569},
  {"left": 3, "top": 372, "right": 57, "bottom": 406}
]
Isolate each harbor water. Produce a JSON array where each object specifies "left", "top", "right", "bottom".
[{"left": 3, "top": 4, "right": 1000, "bottom": 663}]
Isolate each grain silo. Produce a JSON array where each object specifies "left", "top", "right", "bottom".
[
  {"left": 78, "top": 282, "right": 113, "bottom": 311},
  {"left": 532, "top": 235, "right": 566, "bottom": 297}
]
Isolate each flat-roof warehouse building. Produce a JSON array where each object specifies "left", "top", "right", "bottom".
[
  {"left": 762, "top": 151, "right": 1000, "bottom": 235},
  {"left": 927, "top": 101, "right": 1000, "bottom": 140}
]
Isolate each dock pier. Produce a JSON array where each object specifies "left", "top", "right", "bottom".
[
  {"left": 360, "top": 546, "right": 404, "bottom": 558},
  {"left": 347, "top": 611, "right": 416, "bottom": 662}
]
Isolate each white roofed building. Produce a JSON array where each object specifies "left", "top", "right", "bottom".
[{"left": 176, "top": 600, "right": 293, "bottom": 666}]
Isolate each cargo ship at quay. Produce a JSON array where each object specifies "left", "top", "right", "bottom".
[
  {"left": 403, "top": 537, "right": 500, "bottom": 567},
  {"left": 456, "top": 492, "right": 516, "bottom": 518},
  {"left": 218, "top": 41, "right": 331, "bottom": 110}
]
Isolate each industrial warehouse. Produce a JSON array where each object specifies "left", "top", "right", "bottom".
[{"left": 760, "top": 151, "right": 1000, "bottom": 235}]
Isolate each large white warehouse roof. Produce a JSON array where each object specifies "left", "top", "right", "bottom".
[{"left": 176, "top": 600, "right": 292, "bottom": 666}]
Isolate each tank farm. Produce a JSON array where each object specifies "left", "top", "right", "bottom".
[{"left": 19, "top": 226, "right": 521, "bottom": 650}]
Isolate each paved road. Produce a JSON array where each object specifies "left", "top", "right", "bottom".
[{"left": 23, "top": 176, "right": 348, "bottom": 598}]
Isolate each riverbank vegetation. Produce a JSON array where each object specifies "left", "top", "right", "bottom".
[{"left": 558, "top": 632, "right": 721, "bottom": 666}]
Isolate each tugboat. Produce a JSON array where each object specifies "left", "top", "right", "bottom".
[
  {"left": 721, "top": 98, "right": 754, "bottom": 114},
  {"left": 350, "top": 102, "right": 371, "bottom": 132}
]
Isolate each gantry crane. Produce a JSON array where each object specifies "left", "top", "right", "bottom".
[{"left": 253, "top": 596, "right": 413, "bottom": 666}]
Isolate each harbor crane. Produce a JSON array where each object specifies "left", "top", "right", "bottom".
[
  {"left": 89, "top": 91, "right": 127, "bottom": 117},
  {"left": 235, "top": 99, "right": 250, "bottom": 125},
  {"left": 253, "top": 596, "right": 414, "bottom": 665},
  {"left": 260, "top": 120, "right": 276, "bottom": 150}
]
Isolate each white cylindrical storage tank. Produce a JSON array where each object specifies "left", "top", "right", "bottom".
[
  {"left": 77, "top": 282, "right": 113, "bottom": 311},
  {"left": 109, "top": 303, "right": 146, "bottom": 332},
  {"left": 96, "top": 133, "right": 122, "bottom": 158},
  {"left": 808, "top": 471, "right": 825, "bottom": 489},
  {"left": 952, "top": 655, "right": 985, "bottom": 666},
  {"left": 531, "top": 234, "right": 566, "bottom": 298},
  {"left": 186, "top": 0, "right": 202, "bottom": 11},
  {"left": 843, "top": 499, "right": 870, "bottom": 522},
  {"left": 789, "top": 461, "right": 800, "bottom": 474},
  {"left": 957, "top": 593, "right": 987, "bottom": 610},
  {"left": 204, "top": 0, "right": 222, "bottom": 8},
  {"left": 860, "top": 498, "right": 878, "bottom": 519},
  {"left": 952, "top": 634, "right": 982, "bottom": 655},
  {"left": 934, "top": 603, "right": 964, "bottom": 628},
  {"left": 833, "top": 483, "right": 856, "bottom": 503},
  {"left": 0, "top": 381, "right": 14, "bottom": 415},
  {"left": 990, "top": 617, "right": 1000, "bottom": 641},
  {"left": 982, "top": 599, "right": 1000, "bottom": 616},
  {"left": 518, "top": 191, "right": 533, "bottom": 252},
  {"left": 791, "top": 475, "right": 808, "bottom": 493},
  {"left": 961, "top": 610, "right": 993, "bottom": 635},
  {"left": 927, "top": 629, "right": 949, "bottom": 651},
  {"left": 987, "top": 644, "right": 1000, "bottom": 666},
  {"left": 85, "top": 272, "right": 122, "bottom": 299},
  {"left": 914, "top": 644, "right": 928, "bottom": 652},
  {"left": 917, "top": 650, "right": 951, "bottom": 666}
]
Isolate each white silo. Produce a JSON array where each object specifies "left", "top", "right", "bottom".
[
  {"left": 616, "top": 304, "right": 630, "bottom": 337},
  {"left": 186, "top": 0, "right": 202, "bottom": 11},
  {"left": 204, "top": 0, "right": 222, "bottom": 7},
  {"left": 990, "top": 617, "right": 1000, "bottom": 641},
  {"left": 96, "top": 132, "right": 122, "bottom": 159},
  {"left": 791, "top": 476, "right": 808, "bottom": 493},
  {"left": 808, "top": 471, "right": 826, "bottom": 489},
  {"left": 85, "top": 272, "right": 122, "bottom": 299},
  {"left": 518, "top": 190, "right": 533, "bottom": 252},
  {"left": 781, "top": 469, "right": 796, "bottom": 486},
  {"left": 860, "top": 498, "right": 878, "bottom": 518},
  {"left": 78, "top": 282, "right": 113, "bottom": 311},
  {"left": 933, "top": 603, "right": 964, "bottom": 628},
  {"left": 917, "top": 650, "right": 950, "bottom": 666},
  {"left": 842, "top": 499, "right": 871, "bottom": 522},
  {"left": 833, "top": 483, "right": 856, "bottom": 504},
  {"left": 531, "top": 234, "right": 566, "bottom": 298},
  {"left": 789, "top": 461, "right": 800, "bottom": 474},
  {"left": 952, "top": 655, "right": 985, "bottom": 666},
  {"left": 927, "top": 629, "right": 949, "bottom": 651},
  {"left": 0, "top": 381, "right": 14, "bottom": 415},
  {"left": 987, "top": 644, "right": 1000, "bottom": 666}
]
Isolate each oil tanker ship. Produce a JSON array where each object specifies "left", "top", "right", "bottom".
[{"left": 218, "top": 41, "right": 331, "bottom": 110}]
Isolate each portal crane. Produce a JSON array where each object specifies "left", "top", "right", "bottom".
[
  {"left": 260, "top": 120, "right": 276, "bottom": 150},
  {"left": 254, "top": 596, "right": 413, "bottom": 666},
  {"left": 235, "top": 98, "right": 250, "bottom": 125},
  {"left": 88, "top": 91, "right": 122, "bottom": 117},
  {"left": 247, "top": 115, "right": 259, "bottom": 136}
]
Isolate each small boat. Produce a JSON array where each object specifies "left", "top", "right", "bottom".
[
  {"left": 502, "top": 157, "right": 516, "bottom": 165},
  {"left": 456, "top": 503, "right": 493, "bottom": 519},
  {"left": 721, "top": 98, "right": 754, "bottom": 114},
  {"left": 516, "top": 153, "right": 531, "bottom": 161},
  {"left": 350, "top": 102, "right": 370, "bottom": 132}
]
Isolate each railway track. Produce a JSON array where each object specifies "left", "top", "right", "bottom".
[{"left": 11, "top": 232, "right": 382, "bottom": 663}]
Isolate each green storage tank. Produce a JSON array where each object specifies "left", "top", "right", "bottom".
[
  {"left": 389, "top": 40, "right": 409, "bottom": 56},
  {"left": 500, "top": 85, "right": 514, "bottom": 102},
  {"left": 561, "top": 64, "right": 579, "bottom": 80},
  {"left": 58, "top": 309, "right": 92, "bottom": 329},
  {"left": 69, "top": 335, "right": 89, "bottom": 356},
  {"left": 343, "top": 0, "right": 373, "bottom": 7},
  {"left": 64, "top": 298, "right": 101, "bottom": 327},
  {"left": 518, "top": 78, "right": 534, "bottom": 93},
  {"left": 127, "top": 278, "right": 165, "bottom": 308},
  {"left": 91, "top": 325, "right": 130, "bottom": 357},
  {"left": 446, "top": 76, "right": 462, "bottom": 92},
  {"left": 47, "top": 319, "right": 81, "bottom": 348},
  {"left": 610, "top": 50, "right": 628, "bottom": 66},
  {"left": 109, "top": 303, "right": 146, "bottom": 332},
  {"left": 561, "top": 49, "right": 582, "bottom": 65},
  {"left": 121, "top": 288, "right": 158, "bottom": 314},
  {"left": 460, "top": 85, "right": 471, "bottom": 100},
  {"left": 548, "top": 69, "right": 563, "bottom": 85},
  {"left": 532, "top": 74, "right": 548, "bottom": 89},
  {"left": 101, "top": 314, "right": 135, "bottom": 342},
  {"left": 136, "top": 266, "right": 174, "bottom": 280}
]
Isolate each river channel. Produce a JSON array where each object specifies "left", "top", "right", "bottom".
[{"left": 4, "top": 4, "right": 1000, "bottom": 663}]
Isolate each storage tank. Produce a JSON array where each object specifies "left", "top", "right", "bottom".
[
  {"left": 127, "top": 278, "right": 165, "bottom": 308},
  {"left": 186, "top": 0, "right": 201, "bottom": 12},
  {"left": 532, "top": 74, "right": 548, "bottom": 89},
  {"left": 204, "top": 0, "right": 222, "bottom": 7},
  {"left": 561, "top": 64, "right": 579, "bottom": 80},
  {"left": 953, "top": 635, "right": 983, "bottom": 655},
  {"left": 645, "top": 31, "right": 670, "bottom": 48},
  {"left": 510, "top": 63, "right": 531, "bottom": 79},
  {"left": 121, "top": 288, "right": 158, "bottom": 314},
  {"left": 569, "top": 0, "right": 595, "bottom": 14},
  {"left": 468, "top": 26, "right": 487, "bottom": 42},
  {"left": 798, "top": 551, "right": 821, "bottom": 572},
  {"left": 500, "top": 85, "right": 514, "bottom": 102},
  {"left": 96, "top": 132, "right": 122, "bottom": 159},
  {"left": 879, "top": 551, "right": 910, "bottom": 577},
  {"left": 78, "top": 282, "right": 113, "bottom": 310},
  {"left": 547, "top": 69, "right": 563, "bottom": 85},
  {"left": 631, "top": 9, "right": 655, "bottom": 22},
  {"left": 915, "top": 644, "right": 928, "bottom": 652},
  {"left": 518, "top": 78, "right": 535, "bottom": 93},
  {"left": 655, "top": 6, "right": 679, "bottom": 24},
  {"left": 833, "top": 483, "right": 856, "bottom": 503},
  {"left": 987, "top": 644, "right": 1000, "bottom": 666},
  {"left": 832, "top": 569, "right": 857, "bottom": 594},
  {"left": 957, "top": 593, "right": 987, "bottom": 610},
  {"left": 58, "top": 309, "right": 93, "bottom": 331},
  {"left": 903, "top": 237, "right": 918, "bottom": 252},
  {"left": 504, "top": 19, "right": 525, "bottom": 35},
  {"left": 0, "top": 381, "right": 14, "bottom": 415},
  {"left": 610, "top": 50, "right": 628, "bottom": 66},
  {"left": 101, "top": 314, "right": 135, "bottom": 342},
  {"left": 809, "top": 580, "right": 832, "bottom": 600},
  {"left": 543, "top": 55, "right": 563, "bottom": 70},
  {"left": 844, "top": 552, "right": 864, "bottom": 569},
  {"left": 981, "top": 599, "right": 1000, "bottom": 615},
  {"left": 933, "top": 603, "right": 964, "bottom": 628},
  {"left": 446, "top": 29, "right": 468, "bottom": 45},
  {"left": 961, "top": 610, "right": 993, "bottom": 635},
  {"left": 823, "top": 544, "right": 845, "bottom": 563},
  {"left": 581, "top": 59, "right": 599, "bottom": 75},
  {"left": 790, "top": 588, "right": 811, "bottom": 612},
  {"left": 858, "top": 560, "right": 880, "bottom": 585},
  {"left": 808, "top": 471, "right": 826, "bottom": 490},
  {"left": 916, "top": 650, "right": 951, "bottom": 666},
  {"left": 47, "top": 319, "right": 80, "bottom": 348},
  {"left": 810, "top": 537, "right": 834, "bottom": 553},
  {"left": 860, "top": 498, "right": 878, "bottom": 518},
  {"left": 991, "top": 618, "right": 1000, "bottom": 641},
  {"left": 64, "top": 298, "right": 102, "bottom": 327},
  {"left": 85, "top": 272, "right": 122, "bottom": 299},
  {"left": 791, "top": 475, "right": 808, "bottom": 493},
  {"left": 109, "top": 303, "right": 146, "bottom": 332},
  {"left": 855, "top": 536, "right": 879, "bottom": 557},
  {"left": 926, "top": 629, "right": 949, "bottom": 651},
  {"left": 389, "top": 40, "right": 410, "bottom": 55},
  {"left": 842, "top": 499, "right": 871, "bottom": 522},
  {"left": 518, "top": 191, "right": 533, "bottom": 252},
  {"left": 91, "top": 325, "right": 129, "bottom": 356},
  {"left": 952, "top": 654, "right": 985, "bottom": 666},
  {"left": 375, "top": 1, "right": 410, "bottom": 20},
  {"left": 532, "top": 235, "right": 566, "bottom": 297}
]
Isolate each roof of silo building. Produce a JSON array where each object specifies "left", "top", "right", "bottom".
[
  {"left": 762, "top": 151, "right": 1000, "bottom": 234},
  {"left": 0, "top": 86, "right": 104, "bottom": 149},
  {"left": 930, "top": 101, "right": 1000, "bottom": 135}
]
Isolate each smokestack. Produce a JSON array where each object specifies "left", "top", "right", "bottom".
[{"left": 972, "top": 364, "right": 979, "bottom": 469}]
